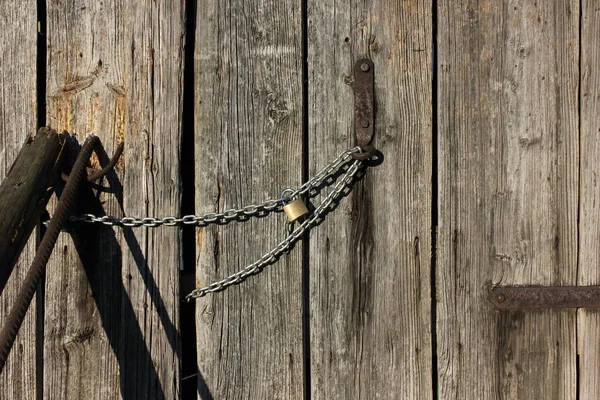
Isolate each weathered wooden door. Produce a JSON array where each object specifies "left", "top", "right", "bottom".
[
  {"left": 0, "top": 1, "right": 598, "bottom": 399},
  {"left": 437, "top": 1, "right": 587, "bottom": 399},
  {"left": 191, "top": 0, "right": 432, "bottom": 398}
]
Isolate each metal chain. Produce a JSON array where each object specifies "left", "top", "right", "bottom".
[
  {"left": 186, "top": 158, "right": 364, "bottom": 300},
  {"left": 73, "top": 147, "right": 362, "bottom": 228},
  {"left": 68, "top": 146, "right": 370, "bottom": 300}
]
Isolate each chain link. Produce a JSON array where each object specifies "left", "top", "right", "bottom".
[{"left": 73, "top": 147, "right": 362, "bottom": 228}]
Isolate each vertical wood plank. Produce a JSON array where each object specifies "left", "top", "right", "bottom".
[
  {"left": 437, "top": 1, "right": 579, "bottom": 398},
  {"left": 194, "top": 0, "right": 304, "bottom": 398},
  {"left": 45, "top": 1, "right": 184, "bottom": 398},
  {"left": 0, "top": 1, "right": 38, "bottom": 398},
  {"left": 578, "top": 0, "right": 600, "bottom": 397},
  {"left": 308, "top": 1, "right": 433, "bottom": 399}
]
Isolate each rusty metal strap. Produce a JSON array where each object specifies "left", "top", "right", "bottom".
[
  {"left": 489, "top": 286, "right": 600, "bottom": 310},
  {"left": 352, "top": 59, "right": 376, "bottom": 160}
]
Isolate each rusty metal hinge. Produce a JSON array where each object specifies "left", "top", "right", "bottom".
[{"left": 489, "top": 286, "right": 600, "bottom": 310}]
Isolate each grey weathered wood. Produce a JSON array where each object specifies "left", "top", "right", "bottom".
[
  {"left": 437, "top": 1, "right": 579, "bottom": 399},
  {"left": 45, "top": 1, "right": 184, "bottom": 398},
  {"left": 0, "top": 128, "right": 64, "bottom": 295},
  {"left": 0, "top": 2, "right": 588, "bottom": 399},
  {"left": 194, "top": 0, "right": 304, "bottom": 398},
  {"left": 308, "top": 1, "right": 433, "bottom": 399},
  {"left": 0, "top": 1, "right": 40, "bottom": 398},
  {"left": 578, "top": 0, "right": 600, "bottom": 397}
]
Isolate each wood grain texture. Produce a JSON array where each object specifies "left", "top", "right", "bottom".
[
  {"left": 45, "top": 1, "right": 184, "bottom": 398},
  {"left": 0, "top": 1, "right": 39, "bottom": 398},
  {"left": 308, "top": 1, "right": 433, "bottom": 399},
  {"left": 0, "top": 128, "right": 64, "bottom": 295},
  {"left": 194, "top": 0, "right": 304, "bottom": 398},
  {"left": 437, "top": 1, "right": 579, "bottom": 399},
  {"left": 578, "top": 0, "right": 600, "bottom": 398}
]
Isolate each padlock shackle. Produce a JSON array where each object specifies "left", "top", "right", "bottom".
[{"left": 280, "top": 188, "right": 296, "bottom": 205}]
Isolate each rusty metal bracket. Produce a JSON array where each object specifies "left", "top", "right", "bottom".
[
  {"left": 489, "top": 286, "right": 600, "bottom": 310},
  {"left": 353, "top": 59, "right": 375, "bottom": 160}
]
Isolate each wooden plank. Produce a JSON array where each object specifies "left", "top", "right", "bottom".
[
  {"left": 0, "top": 128, "right": 64, "bottom": 295},
  {"left": 437, "top": 1, "right": 579, "bottom": 399},
  {"left": 308, "top": 1, "right": 433, "bottom": 399},
  {"left": 0, "top": 1, "right": 39, "bottom": 398},
  {"left": 45, "top": 1, "right": 184, "bottom": 398},
  {"left": 578, "top": 0, "right": 600, "bottom": 397},
  {"left": 194, "top": 0, "right": 304, "bottom": 397}
]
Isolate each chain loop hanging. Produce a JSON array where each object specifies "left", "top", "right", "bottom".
[
  {"left": 67, "top": 147, "right": 374, "bottom": 299},
  {"left": 186, "top": 158, "right": 364, "bottom": 300}
]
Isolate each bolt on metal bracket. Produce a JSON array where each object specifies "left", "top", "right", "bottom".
[
  {"left": 489, "top": 286, "right": 600, "bottom": 310},
  {"left": 353, "top": 59, "right": 375, "bottom": 149}
]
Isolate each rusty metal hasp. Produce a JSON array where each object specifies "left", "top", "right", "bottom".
[
  {"left": 353, "top": 59, "right": 375, "bottom": 160},
  {"left": 489, "top": 286, "right": 600, "bottom": 310}
]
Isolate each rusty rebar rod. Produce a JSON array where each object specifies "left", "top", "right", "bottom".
[{"left": 0, "top": 135, "right": 99, "bottom": 374}]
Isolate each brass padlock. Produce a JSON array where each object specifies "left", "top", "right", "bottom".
[{"left": 283, "top": 198, "right": 309, "bottom": 223}]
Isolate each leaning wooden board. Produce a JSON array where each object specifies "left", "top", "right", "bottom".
[
  {"left": 0, "top": 128, "right": 65, "bottom": 296},
  {"left": 0, "top": 1, "right": 39, "bottom": 398},
  {"left": 44, "top": 1, "right": 184, "bottom": 398},
  {"left": 437, "top": 1, "right": 579, "bottom": 398}
]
